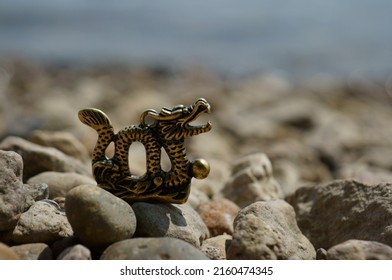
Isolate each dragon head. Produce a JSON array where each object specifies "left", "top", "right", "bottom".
[{"left": 141, "top": 98, "right": 212, "bottom": 141}]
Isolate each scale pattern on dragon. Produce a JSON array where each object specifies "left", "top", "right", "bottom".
[{"left": 78, "top": 98, "right": 212, "bottom": 204}]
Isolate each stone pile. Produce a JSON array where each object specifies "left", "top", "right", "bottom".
[{"left": 1, "top": 62, "right": 392, "bottom": 260}]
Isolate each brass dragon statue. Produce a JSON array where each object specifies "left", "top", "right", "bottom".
[{"left": 78, "top": 98, "right": 212, "bottom": 204}]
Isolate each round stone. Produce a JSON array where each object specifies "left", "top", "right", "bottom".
[
  {"left": 65, "top": 184, "right": 137, "bottom": 250},
  {"left": 101, "top": 237, "right": 209, "bottom": 260},
  {"left": 132, "top": 202, "right": 210, "bottom": 248}
]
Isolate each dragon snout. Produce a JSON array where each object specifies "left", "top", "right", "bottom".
[{"left": 195, "top": 98, "right": 211, "bottom": 113}]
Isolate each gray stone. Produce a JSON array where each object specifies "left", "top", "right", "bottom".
[
  {"left": 57, "top": 244, "right": 91, "bottom": 260},
  {"left": 26, "top": 184, "right": 49, "bottom": 202},
  {"left": 28, "top": 171, "right": 96, "bottom": 198},
  {"left": 270, "top": 159, "right": 302, "bottom": 197},
  {"left": 191, "top": 178, "right": 225, "bottom": 202},
  {"left": 305, "top": 111, "right": 363, "bottom": 162},
  {"left": 350, "top": 146, "right": 392, "bottom": 171},
  {"left": 255, "top": 95, "right": 324, "bottom": 131},
  {"left": 187, "top": 186, "right": 210, "bottom": 209},
  {"left": 100, "top": 237, "right": 209, "bottom": 260},
  {"left": 29, "top": 130, "right": 91, "bottom": 163},
  {"left": 264, "top": 139, "right": 332, "bottom": 196},
  {"left": 11, "top": 243, "right": 53, "bottom": 260},
  {"left": 0, "top": 150, "right": 49, "bottom": 231},
  {"left": 231, "top": 153, "right": 274, "bottom": 175},
  {"left": 132, "top": 202, "right": 209, "bottom": 248},
  {"left": 201, "top": 234, "right": 232, "bottom": 260},
  {"left": 0, "top": 136, "right": 91, "bottom": 181},
  {"left": 287, "top": 180, "right": 392, "bottom": 249},
  {"left": 227, "top": 200, "right": 315, "bottom": 260},
  {"left": 338, "top": 164, "right": 392, "bottom": 185},
  {"left": 189, "top": 159, "right": 231, "bottom": 201},
  {"left": 65, "top": 184, "right": 136, "bottom": 250},
  {"left": 222, "top": 153, "right": 283, "bottom": 208},
  {"left": 327, "top": 239, "right": 392, "bottom": 260},
  {"left": 196, "top": 198, "right": 240, "bottom": 236},
  {"left": 2, "top": 200, "right": 73, "bottom": 244},
  {"left": 195, "top": 158, "right": 231, "bottom": 187}
]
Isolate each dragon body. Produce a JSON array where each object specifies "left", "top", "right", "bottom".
[{"left": 78, "top": 98, "right": 211, "bottom": 204}]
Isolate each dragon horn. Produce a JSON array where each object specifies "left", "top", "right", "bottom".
[{"left": 140, "top": 108, "right": 180, "bottom": 125}]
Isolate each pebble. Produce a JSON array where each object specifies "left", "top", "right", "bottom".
[
  {"left": 222, "top": 153, "right": 283, "bottom": 208},
  {"left": 65, "top": 184, "right": 137, "bottom": 250},
  {"left": 227, "top": 200, "right": 315, "bottom": 260},
  {"left": 338, "top": 164, "right": 392, "bottom": 186},
  {"left": 0, "top": 136, "right": 91, "bottom": 181},
  {"left": 186, "top": 186, "right": 210, "bottom": 209},
  {"left": 27, "top": 171, "right": 96, "bottom": 199},
  {"left": 231, "top": 153, "right": 275, "bottom": 175},
  {"left": 327, "top": 239, "right": 392, "bottom": 260},
  {"left": 358, "top": 146, "right": 392, "bottom": 171},
  {"left": 100, "top": 237, "right": 209, "bottom": 260},
  {"left": 305, "top": 110, "right": 363, "bottom": 163},
  {"left": 2, "top": 200, "right": 73, "bottom": 244},
  {"left": 287, "top": 179, "right": 392, "bottom": 249},
  {"left": 265, "top": 139, "right": 333, "bottom": 196},
  {"left": 57, "top": 244, "right": 91, "bottom": 260},
  {"left": 196, "top": 198, "right": 240, "bottom": 236},
  {"left": 29, "top": 130, "right": 91, "bottom": 163},
  {"left": 201, "top": 234, "right": 232, "bottom": 260},
  {"left": 0, "top": 150, "right": 48, "bottom": 231},
  {"left": 11, "top": 243, "right": 53, "bottom": 260},
  {"left": 132, "top": 202, "right": 210, "bottom": 248}
]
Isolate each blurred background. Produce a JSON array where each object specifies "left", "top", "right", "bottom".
[{"left": 1, "top": 0, "right": 392, "bottom": 80}]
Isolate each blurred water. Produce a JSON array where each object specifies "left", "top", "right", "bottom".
[{"left": 0, "top": 0, "right": 392, "bottom": 79}]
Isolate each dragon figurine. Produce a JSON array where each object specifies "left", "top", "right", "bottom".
[{"left": 78, "top": 98, "right": 212, "bottom": 204}]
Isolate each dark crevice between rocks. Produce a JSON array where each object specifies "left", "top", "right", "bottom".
[{"left": 283, "top": 116, "right": 315, "bottom": 132}]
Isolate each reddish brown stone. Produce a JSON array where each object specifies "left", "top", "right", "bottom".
[{"left": 196, "top": 198, "right": 240, "bottom": 237}]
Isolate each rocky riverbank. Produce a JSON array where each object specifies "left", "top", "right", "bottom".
[{"left": 1, "top": 60, "right": 392, "bottom": 259}]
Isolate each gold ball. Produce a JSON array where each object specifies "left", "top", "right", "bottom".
[{"left": 192, "top": 158, "right": 210, "bottom": 179}]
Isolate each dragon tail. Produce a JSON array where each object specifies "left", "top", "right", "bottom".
[
  {"left": 78, "top": 108, "right": 115, "bottom": 162},
  {"left": 78, "top": 108, "right": 113, "bottom": 130}
]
